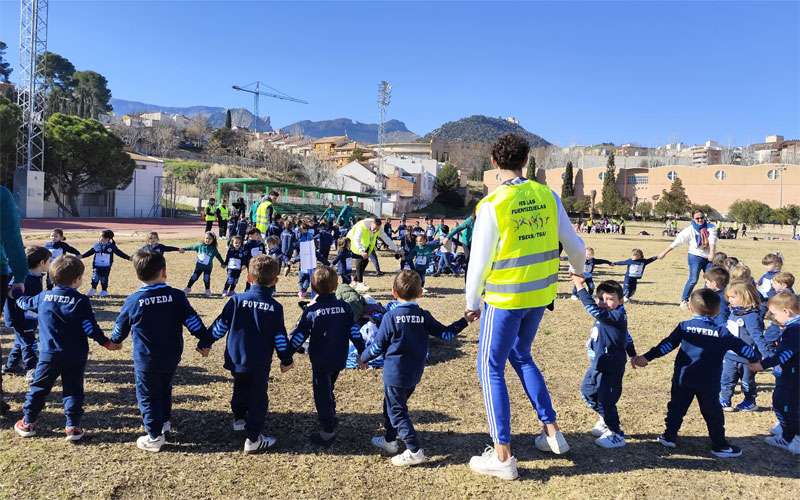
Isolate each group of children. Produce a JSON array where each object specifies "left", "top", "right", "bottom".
[
  {"left": 573, "top": 250, "right": 799, "bottom": 456},
  {"left": 569, "top": 246, "right": 658, "bottom": 302}
]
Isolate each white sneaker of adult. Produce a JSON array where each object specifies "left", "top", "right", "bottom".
[
  {"left": 244, "top": 434, "right": 276, "bottom": 454},
  {"left": 370, "top": 435, "right": 399, "bottom": 454},
  {"left": 232, "top": 419, "right": 246, "bottom": 432},
  {"left": 591, "top": 418, "right": 609, "bottom": 437},
  {"left": 161, "top": 421, "right": 172, "bottom": 434},
  {"left": 469, "top": 446, "right": 518, "bottom": 480},
  {"left": 136, "top": 434, "right": 165, "bottom": 452},
  {"left": 595, "top": 430, "right": 626, "bottom": 449},
  {"left": 391, "top": 448, "right": 426, "bottom": 466},
  {"left": 534, "top": 430, "right": 570, "bottom": 454},
  {"left": 765, "top": 435, "right": 800, "bottom": 455}
]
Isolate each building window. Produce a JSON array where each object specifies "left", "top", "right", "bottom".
[
  {"left": 767, "top": 169, "right": 780, "bottom": 180},
  {"left": 667, "top": 170, "right": 678, "bottom": 181},
  {"left": 714, "top": 170, "right": 726, "bottom": 180},
  {"left": 627, "top": 175, "right": 648, "bottom": 185}
]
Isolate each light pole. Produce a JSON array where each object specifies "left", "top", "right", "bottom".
[{"left": 778, "top": 165, "right": 788, "bottom": 208}]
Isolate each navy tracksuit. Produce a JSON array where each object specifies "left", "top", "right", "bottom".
[
  {"left": 360, "top": 302, "right": 467, "bottom": 452},
  {"left": 315, "top": 230, "right": 334, "bottom": 265},
  {"left": 236, "top": 220, "right": 249, "bottom": 239},
  {"left": 759, "top": 318, "right": 799, "bottom": 441},
  {"left": 576, "top": 289, "right": 636, "bottom": 435},
  {"left": 242, "top": 240, "right": 266, "bottom": 291},
  {"left": 223, "top": 246, "right": 248, "bottom": 294},
  {"left": 44, "top": 241, "right": 80, "bottom": 289},
  {"left": 711, "top": 289, "right": 729, "bottom": 327},
  {"left": 111, "top": 283, "right": 209, "bottom": 439},
  {"left": 719, "top": 307, "right": 767, "bottom": 405},
  {"left": 280, "top": 230, "right": 295, "bottom": 265},
  {"left": 4, "top": 273, "right": 44, "bottom": 371},
  {"left": 613, "top": 257, "right": 657, "bottom": 299},
  {"left": 331, "top": 249, "right": 354, "bottom": 284},
  {"left": 16, "top": 286, "right": 110, "bottom": 427},
  {"left": 139, "top": 243, "right": 181, "bottom": 256},
  {"left": 289, "top": 294, "right": 366, "bottom": 433},
  {"left": 201, "top": 285, "right": 293, "bottom": 442},
  {"left": 82, "top": 241, "right": 131, "bottom": 291},
  {"left": 571, "top": 258, "right": 613, "bottom": 297},
  {"left": 643, "top": 316, "right": 761, "bottom": 449}
]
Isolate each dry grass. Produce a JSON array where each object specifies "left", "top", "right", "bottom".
[{"left": 1, "top": 227, "right": 798, "bottom": 499}]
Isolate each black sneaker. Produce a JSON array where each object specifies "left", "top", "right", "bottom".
[
  {"left": 309, "top": 432, "right": 335, "bottom": 448},
  {"left": 711, "top": 444, "right": 742, "bottom": 458}
]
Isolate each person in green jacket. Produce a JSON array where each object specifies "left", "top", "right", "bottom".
[
  {"left": 336, "top": 198, "right": 355, "bottom": 229},
  {"left": 321, "top": 202, "right": 337, "bottom": 225},
  {"left": 182, "top": 232, "right": 225, "bottom": 296},
  {"left": 447, "top": 213, "right": 475, "bottom": 279}
]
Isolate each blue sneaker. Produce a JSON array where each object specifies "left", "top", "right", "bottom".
[
  {"left": 720, "top": 399, "right": 734, "bottom": 412},
  {"left": 735, "top": 400, "right": 757, "bottom": 412}
]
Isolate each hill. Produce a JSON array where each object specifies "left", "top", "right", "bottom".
[
  {"left": 423, "top": 114, "right": 550, "bottom": 147},
  {"left": 109, "top": 98, "right": 272, "bottom": 131},
  {"left": 280, "top": 118, "right": 417, "bottom": 144}
]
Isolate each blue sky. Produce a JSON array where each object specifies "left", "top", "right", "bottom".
[{"left": 1, "top": 1, "right": 798, "bottom": 146}]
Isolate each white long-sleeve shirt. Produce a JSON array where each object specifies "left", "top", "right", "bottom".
[
  {"left": 353, "top": 220, "right": 399, "bottom": 254},
  {"left": 670, "top": 224, "right": 717, "bottom": 259},
  {"left": 465, "top": 183, "right": 586, "bottom": 311}
]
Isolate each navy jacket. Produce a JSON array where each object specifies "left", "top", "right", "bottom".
[
  {"left": 577, "top": 288, "right": 636, "bottom": 373},
  {"left": 224, "top": 246, "right": 248, "bottom": 272},
  {"left": 16, "top": 286, "right": 109, "bottom": 362},
  {"left": 613, "top": 257, "right": 657, "bottom": 280},
  {"left": 724, "top": 307, "right": 767, "bottom": 363},
  {"left": 360, "top": 302, "right": 468, "bottom": 387},
  {"left": 139, "top": 243, "right": 180, "bottom": 255},
  {"left": 331, "top": 248, "right": 354, "bottom": 276},
  {"left": 643, "top": 316, "right": 761, "bottom": 392},
  {"left": 583, "top": 258, "right": 613, "bottom": 279},
  {"left": 242, "top": 239, "right": 265, "bottom": 267},
  {"left": 82, "top": 241, "right": 131, "bottom": 268},
  {"left": 236, "top": 220, "right": 249, "bottom": 238},
  {"left": 315, "top": 230, "right": 334, "bottom": 258},
  {"left": 280, "top": 230, "right": 295, "bottom": 256},
  {"left": 760, "top": 318, "right": 799, "bottom": 394},
  {"left": 267, "top": 246, "right": 283, "bottom": 261},
  {"left": 112, "top": 283, "right": 209, "bottom": 371},
  {"left": 757, "top": 270, "right": 779, "bottom": 298},
  {"left": 45, "top": 241, "right": 81, "bottom": 260},
  {"left": 203, "top": 285, "right": 292, "bottom": 372},
  {"left": 4, "top": 273, "right": 44, "bottom": 333},
  {"left": 289, "top": 294, "right": 366, "bottom": 372},
  {"left": 711, "top": 288, "right": 729, "bottom": 327}
]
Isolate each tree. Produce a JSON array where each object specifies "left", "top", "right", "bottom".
[
  {"left": 44, "top": 113, "right": 136, "bottom": 216},
  {"left": 349, "top": 147, "right": 366, "bottom": 162},
  {"left": 0, "top": 41, "right": 12, "bottom": 82},
  {"left": 561, "top": 161, "right": 574, "bottom": 199},
  {"left": 71, "top": 70, "right": 112, "bottom": 118},
  {"left": 598, "top": 153, "right": 628, "bottom": 215},
  {"left": 654, "top": 178, "right": 691, "bottom": 217},
  {"left": 38, "top": 52, "right": 77, "bottom": 116},
  {"left": 151, "top": 124, "right": 179, "bottom": 156},
  {"left": 689, "top": 203, "right": 720, "bottom": 220},
  {"left": 224, "top": 109, "right": 232, "bottom": 129},
  {"left": 472, "top": 158, "right": 491, "bottom": 181},
  {"left": 0, "top": 96, "right": 21, "bottom": 185},
  {"left": 525, "top": 155, "right": 536, "bottom": 180},
  {"left": 635, "top": 201, "right": 653, "bottom": 220},
  {"left": 727, "top": 199, "right": 773, "bottom": 227},
  {"left": 572, "top": 195, "right": 591, "bottom": 215},
  {"left": 773, "top": 204, "right": 800, "bottom": 237},
  {"left": 435, "top": 162, "right": 463, "bottom": 207}
]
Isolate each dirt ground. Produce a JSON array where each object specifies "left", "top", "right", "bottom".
[{"left": 1, "top": 225, "right": 798, "bottom": 499}]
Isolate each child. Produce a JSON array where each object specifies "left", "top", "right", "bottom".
[
  {"left": 281, "top": 223, "right": 296, "bottom": 271},
  {"left": 199, "top": 255, "right": 294, "bottom": 454},
  {"left": 315, "top": 223, "right": 334, "bottom": 266},
  {"left": 723, "top": 257, "right": 740, "bottom": 273},
  {"left": 749, "top": 291, "right": 800, "bottom": 455},
  {"left": 289, "top": 266, "right": 366, "bottom": 446},
  {"left": 719, "top": 281, "right": 767, "bottom": 412},
  {"left": 296, "top": 223, "right": 315, "bottom": 299},
  {"left": 3, "top": 247, "right": 50, "bottom": 381},
  {"left": 236, "top": 213, "right": 250, "bottom": 239},
  {"left": 764, "top": 273, "right": 798, "bottom": 353},
  {"left": 406, "top": 235, "right": 441, "bottom": 293},
  {"left": 631, "top": 288, "right": 761, "bottom": 458},
  {"left": 570, "top": 247, "right": 614, "bottom": 300},
  {"left": 44, "top": 229, "right": 80, "bottom": 290},
  {"left": 81, "top": 229, "right": 131, "bottom": 297},
  {"left": 360, "top": 270, "right": 469, "bottom": 466},
  {"left": 711, "top": 252, "right": 728, "bottom": 268},
  {"left": 242, "top": 228, "right": 266, "bottom": 289},
  {"left": 613, "top": 249, "right": 657, "bottom": 302},
  {"left": 704, "top": 267, "right": 730, "bottom": 327},
  {"left": 757, "top": 253, "right": 784, "bottom": 298},
  {"left": 139, "top": 232, "right": 182, "bottom": 255},
  {"left": 226, "top": 217, "right": 238, "bottom": 241},
  {"left": 772, "top": 272, "right": 796, "bottom": 296},
  {"left": 182, "top": 232, "right": 225, "bottom": 297},
  {"left": 331, "top": 237, "right": 354, "bottom": 285},
  {"left": 572, "top": 276, "right": 636, "bottom": 448},
  {"left": 13, "top": 255, "right": 118, "bottom": 441},
  {"left": 110, "top": 250, "right": 210, "bottom": 452},
  {"left": 730, "top": 264, "right": 753, "bottom": 285},
  {"left": 266, "top": 235, "right": 283, "bottom": 262},
  {"left": 222, "top": 236, "right": 247, "bottom": 297}
]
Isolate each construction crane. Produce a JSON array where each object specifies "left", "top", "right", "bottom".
[{"left": 232, "top": 81, "right": 308, "bottom": 132}]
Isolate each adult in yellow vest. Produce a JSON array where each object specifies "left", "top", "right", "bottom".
[
  {"left": 203, "top": 198, "right": 217, "bottom": 232},
  {"left": 346, "top": 217, "right": 400, "bottom": 292},
  {"left": 255, "top": 190, "right": 279, "bottom": 234},
  {"left": 466, "top": 134, "right": 586, "bottom": 480},
  {"left": 217, "top": 198, "right": 230, "bottom": 239}
]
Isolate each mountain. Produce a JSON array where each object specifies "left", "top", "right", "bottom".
[
  {"left": 424, "top": 115, "right": 550, "bottom": 147},
  {"left": 280, "top": 118, "right": 417, "bottom": 144},
  {"left": 109, "top": 98, "right": 272, "bottom": 131}
]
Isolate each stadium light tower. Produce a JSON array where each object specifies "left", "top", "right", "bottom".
[
  {"left": 376, "top": 81, "right": 392, "bottom": 217},
  {"left": 15, "top": 0, "right": 48, "bottom": 217}
]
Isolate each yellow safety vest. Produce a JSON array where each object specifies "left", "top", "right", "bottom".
[
  {"left": 205, "top": 204, "right": 217, "bottom": 222},
  {"left": 479, "top": 179, "right": 559, "bottom": 309},
  {"left": 255, "top": 200, "right": 273, "bottom": 233},
  {"left": 347, "top": 220, "right": 379, "bottom": 254},
  {"left": 218, "top": 205, "right": 229, "bottom": 220}
]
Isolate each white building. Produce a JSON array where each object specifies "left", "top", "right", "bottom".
[{"left": 373, "top": 155, "right": 443, "bottom": 205}]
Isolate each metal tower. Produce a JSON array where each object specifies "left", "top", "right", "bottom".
[
  {"left": 15, "top": 0, "right": 48, "bottom": 217},
  {"left": 232, "top": 81, "right": 308, "bottom": 133}
]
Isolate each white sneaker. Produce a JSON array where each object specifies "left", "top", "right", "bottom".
[
  {"left": 570, "top": 295, "right": 578, "bottom": 301},
  {"left": 391, "top": 448, "right": 426, "bottom": 466},
  {"left": 657, "top": 435, "right": 677, "bottom": 448},
  {"left": 770, "top": 422, "right": 782, "bottom": 436},
  {"left": 534, "top": 430, "right": 570, "bottom": 454},
  {"left": 244, "top": 434, "right": 276, "bottom": 454},
  {"left": 86, "top": 289, "right": 96, "bottom": 297},
  {"left": 371, "top": 435, "right": 399, "bottom": 454},
  {"left": 469, "top": 446, "right": 518, "bottom": 480},
  {"left": 232, "top": 419, "right": 246, "bottom": 432},
  {"left": 136, "top": 434, "right": 165, "bottom": 452},
  {"left": 204, "top": 289, "right": 212, "bottom": 297},
  {"left": 183, "top": 287, "right": 191, "bottom": 294},
  {"left": 679, "top": 301, "right": 688, "bottom": 311},
  {"left": 99, "top": 290, "right": 109, "bottom": 297},
  {"left": 161, "top": 421, "right": 172, "bottom": 434},
  {"left": 765, "top": 435, "right": 800, "bottom": 455},
  {"left": 590, "top": 418, "right": 609, "bottom": 437},
  {"left": 595, "top": 430, "right": 626, "bottom": 448}
]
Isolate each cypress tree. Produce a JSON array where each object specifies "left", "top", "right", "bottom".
[
  {"left": 224, "top": 109, "right": 232, "bottom": 129},
  {"left": 561, "top": 161, "right": 575, "bottom": 199}
]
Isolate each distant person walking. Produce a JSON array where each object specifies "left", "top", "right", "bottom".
[
  {"left": 321, "top": 202, "right": 337, "bottom": 226},
  {"left": 203, "top": 198, "right": 217, "bottom": 233},
  {"left": 0, "top": 185, "right": 28, "bottom": 415},
  {"left": 657, "top": 210, "right": 717, "bottom": 309},
  {"left": 217, "top": 198, "right": 230, "bottom": 239},
  {"left": 336, "top": 198, "right": 356, "bottom": 230},
  {"left": 465, "top": 134, "right": 586, "bottom": 480}
]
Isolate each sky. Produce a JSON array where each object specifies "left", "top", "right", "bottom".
[{"left": 0, "top": 0, "right": 798, "bottom": 146}]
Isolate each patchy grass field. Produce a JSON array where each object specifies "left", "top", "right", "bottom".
[{"left": 1, "top": 227, "right": 798, "bottom": 498}]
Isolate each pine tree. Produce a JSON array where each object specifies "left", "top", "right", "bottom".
[
  {"left": 599, "top": 152, "right": 628, "bottom": 215},
  {"left": 654, "top": 178, "right": 691, "bottom": 217},
  {"left": 561, "top": 161, "right": 575, "bottom": 199},
  {"left": 525, "top": 155, "right": 536, "bottom": 180},
  {"left": 224, "top": 109, "right": 232, "bottom": 129}
]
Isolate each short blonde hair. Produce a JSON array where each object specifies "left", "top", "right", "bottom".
[
  {"left": 726, "top": 281, "right": 761, "bottom": 309},
  {"left": 767, "top": 291, "right": 800, "bottom": 314},
  {"left": 730, "top": 264, "right": 752, "bottom": 283},
  {"left": 773, "top": 272, "right": 795, "bottom": 289}
]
